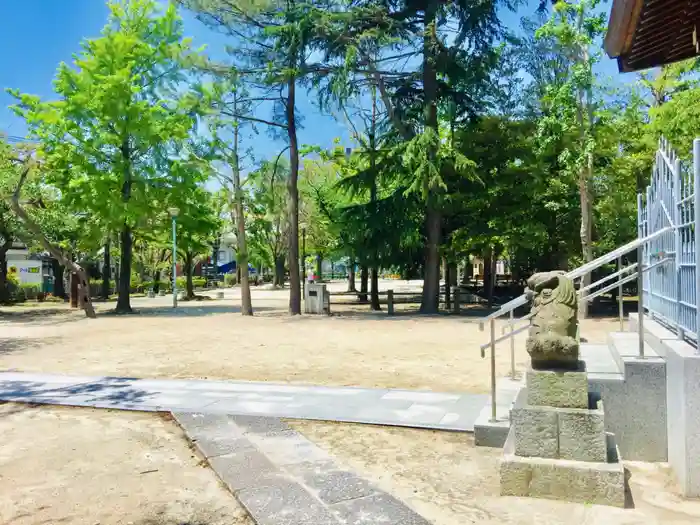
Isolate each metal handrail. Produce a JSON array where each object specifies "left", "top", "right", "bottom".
[
  {"left": 481, "top": 258, "right": 672, "bottom": 354},
  {"left": 479, "top": 226, "right": 673, "bottom": 325},
  {"left": 478, "top": 225, "right": 675, "bottom": 423}
]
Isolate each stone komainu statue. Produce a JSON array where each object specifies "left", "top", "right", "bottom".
[{"left": 525, "top": 271, "right": 579, "bottom": 370}]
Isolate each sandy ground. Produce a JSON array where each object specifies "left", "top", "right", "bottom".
[
  {"left": 289, "top": 420, "right": 700, "bottom": 525},
  {"left": 0, "top": 281, "right": 619, "bottom": 393},
  {"left": 0, "top": 403, "right": 253, "bottom": 525}
]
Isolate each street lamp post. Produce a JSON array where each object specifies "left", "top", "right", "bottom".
[{"left": 169, "top": 207, "right": 180, "bottom": 308}]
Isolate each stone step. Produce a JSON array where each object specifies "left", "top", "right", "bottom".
[
  {"left": 474, "top": 376, "right": 525, "bottom": 447},
  {"left": 628, "top": 312, "right": 677, "bottom": 358},
  {"left": 579, "top": 343, "right": 623, "bottom": 382},
  {"left": 607, "top": 331, "right": 661, "bottom": 374}
]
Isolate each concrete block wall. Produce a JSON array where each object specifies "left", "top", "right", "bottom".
[{"left": 586, "top": 332, "right": 668, "bottom": 463}]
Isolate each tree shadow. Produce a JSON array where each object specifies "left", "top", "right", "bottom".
[
  {"left": 103, "top": 304, "right": 276, "bottom": 318},
  {"left": 0, "top": 377, "right": 160, "bottom": 409},
  {"left": 0, "top": 307, "right": 83, "bottom": 326},
  {"left": 0, "top": 337, "right": 59, "bottom": 356}
]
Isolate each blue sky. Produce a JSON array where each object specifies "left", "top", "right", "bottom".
[{"left": 0, "top": 0, "right": 623, "bottom": 162}]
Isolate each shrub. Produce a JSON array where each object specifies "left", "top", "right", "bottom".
[
  {"left": 192, "top": 277, "right": 206, "bottom": 289},
  {"left": 89, "top": 279, "right": 115, "bottom": 296},
  {"left": 19, "top": 283, "right": 42, "bottom": 300},
  {"left": 224, "top": 274, "right": 237, "bottom": 287},
  {"left": 7, "top": 271, "right": 19, "bottom": 287}
]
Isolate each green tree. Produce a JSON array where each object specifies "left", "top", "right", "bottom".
[
  {"left": 197, "top": 72, "right": 258, "bottom": 314},
  {"left": 173, "top": 186, "right": 221, "bottom": 299},
  {"left": 248, "top": 158, "right": 289, "bottom": 287},
  {"left": 10, "top": 0, "right": 204, "bottom": 313},
  {"left": 178, "top": 0, "right": 337, "bottom": 314},
  {"left": 536, "top": 0, "right": 607, "bottom": 316}
]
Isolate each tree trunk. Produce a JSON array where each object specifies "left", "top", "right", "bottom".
[
  {"left": 116, "top": 139, "right": 132, "bottom": 314},
  {"left": 274, "top": 254, "right": 285, "bottom": 287},
  {"left": 153, "top": 269, "right": 161, "bottom": 293},
  {"left": 185, "top": 252, "right": 194, "bottom": 299},
  {"left": 101, "top": 240, "right": 111, "bottom": 300},
  {"left": 422, "top": 210, "right": 441, "bottom": 312},
  {"left": 461, "top": 257, "right": 471, "bottom": 285},
  {"left": 116, "top": 224, "right": 132, "bottom": 313},
  {"left": 484, "top": 246, "right": 495, "bottom": 308},
  {"left": 0, "top": 241, "right": 10, "bottom": 303},
  {"left": 316, "top": 254, "right": 322, "bottom": 281},
  {"left": 347, "top": 259, "right": 357, "bottom": 292},
  {"left": 286, "top": 75, "right": 301, "bottom": 315},
  {"left": 232, "top": 97, "right": 253, "bottom": 316},
  {"left": 0, "top": 252, "right": 8, "bottom": 304},
  {"left": 368, "top": 82, "right": 380, "bottom": 312},
  {"left": 359, "top": 265, "right": 368, "bottom": 303},
  {"left": 419, "top": 1, "right": 441, "bottom": 314},
  {"left": 152, "top": 249, "right": 167, "bottom": 293},
  {"left": 443, "top": 258, "right": 451, "bottom": 310},
  {"left": 370, "top": 267, "right": 380, "bottom": 310},
  {"left": 51, "top": 259, "right": 66, "bottom": 299}
]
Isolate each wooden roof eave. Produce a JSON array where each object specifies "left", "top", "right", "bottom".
[{"left": 604, "top": 0, "right": 647, "bottom": 59}]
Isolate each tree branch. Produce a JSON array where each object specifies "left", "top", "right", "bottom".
[{"left": 11, "top": 163, "right": 96, "bottom": 318}]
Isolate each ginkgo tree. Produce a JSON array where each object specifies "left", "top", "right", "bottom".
[{"left": 10, "top": 0, "right": 206, "bottom": 313}]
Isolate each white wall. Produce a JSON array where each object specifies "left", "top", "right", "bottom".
[{"left": 8, "top": 260, "right": 43, "bottom": 286}]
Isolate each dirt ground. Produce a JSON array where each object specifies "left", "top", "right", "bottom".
[
  {"left": 1, "top": 284, "right": 697, "bottom": 524},
  {"left": 0, "top": 403, "right": 253, "bottom": 525},
  {"left": 290, "top": 420, "right": 700, "bottom": 525},
  {"left": 0, "top": 281, "right": 619, "bottom": 393}
]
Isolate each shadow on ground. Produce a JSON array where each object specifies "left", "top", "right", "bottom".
[
  {"left": 0, "top": 377, "right": 158, "bottom": 408},
  {"left": 106, "top": 304, "right": 276, "bottom": 317},
  {"left": 0, "top": 337, "right": 59, "bottom": 356},
  {"left": 0, "top": 307, "right": 81, "bottom": 326}
]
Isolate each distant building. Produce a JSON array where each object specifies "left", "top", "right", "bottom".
[{"left": 6, "top": 243, "right": 52, "bottom": 288}]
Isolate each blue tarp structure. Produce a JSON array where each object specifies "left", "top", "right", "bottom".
[{"left": 217, "top": 261, "right": 257, "bottom": 274}]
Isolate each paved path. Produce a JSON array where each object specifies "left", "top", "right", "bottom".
[
  {"left": 0, "top": 372, "right": 487, "bottom": 431},
  {"left": 175, "top": 412, "right": 432, "bottom": 524}
]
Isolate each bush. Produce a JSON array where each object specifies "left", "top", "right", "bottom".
[
  {"left": 19, "top": 283, "right": 42, "bottom": 300},
  {"left": 89, "top": 279, "right": 116, "bottom": 297},
  {"left": 224, "top": 274, "right": 237, "bottom": 287}
]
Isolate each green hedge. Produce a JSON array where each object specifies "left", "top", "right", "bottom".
[
  {"left": 87, "top": 276, "right": 209, "bottom": 296},
  {"left": 15, "top": 283, "right": 43, "bottom": 301}
]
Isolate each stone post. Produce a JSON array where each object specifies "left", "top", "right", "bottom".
[
  {"left": 387, "top": 289, "right": 394, "bottom": 316},
  {"left": 451, "top": 286, "right": 460, "bottom": 314}
]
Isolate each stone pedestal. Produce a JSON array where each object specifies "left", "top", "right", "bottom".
[{"left": 501, "top": 366, "right": 626, "bottom": 507}]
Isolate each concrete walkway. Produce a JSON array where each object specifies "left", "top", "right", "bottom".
[
  {"left": 0, "top": 372, "right": 487, "bottom": 431},
  {"left": 175, "top": 412, "right": 432, "bottom": 524}
]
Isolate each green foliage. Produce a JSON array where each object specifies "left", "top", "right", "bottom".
[{"left": 10, "top": 0, "right": 208, "bottom": 311}]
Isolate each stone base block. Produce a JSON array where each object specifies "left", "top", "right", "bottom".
[
  {"left": 558, "top": 402, "right": 607, "bottom": 462},
  {"left": 501, "top": 430, "right": 625, "bottom": 508},
  {"left": 512, "top": 396, "right": 607, "bottom": 462},
  {"left": 527, "top": 367, "right": 588, "bottom": 408},
  {"left": 512, "top": 405, "right": 558, "bottom": 458}
]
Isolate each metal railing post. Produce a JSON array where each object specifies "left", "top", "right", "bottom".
[
  {"left": 509, "top": 310, "right": 516, "bottom": 379},
  {"left": 618, "top": 256, "right": 624, "bottom": 332},
  {"left": 694, "top": 139, "right": 700, "bottom": 353},
  {"left": 637, "top": 243, "right": 645, "bottom": 358},
  {"left": 490, "top": 318, "right": 497, "bottom": 422},
  {"left": 674, "top": 157, "right": 685, "bottom": 341}
]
